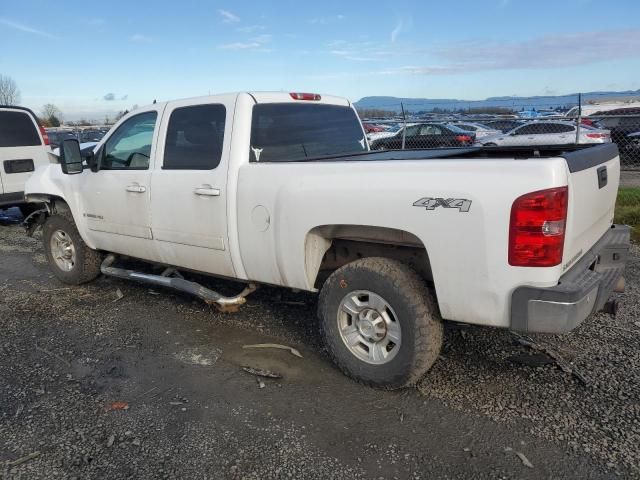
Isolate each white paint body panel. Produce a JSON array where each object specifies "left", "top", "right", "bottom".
[
  {"left": 0, "top": 108, "right": 50, "bottom": 197},
  {"left": 25, "top": 92, "right": 618, "bottom": 330}
]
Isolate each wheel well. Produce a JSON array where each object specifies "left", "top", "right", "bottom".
[
  {"left": 25, "top": 194, "right": 69, "bottom": 213},
  {"left": 306, "top": 225, "right": 432, "bottom": 289}
]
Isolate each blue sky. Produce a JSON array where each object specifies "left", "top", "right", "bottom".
[{"left": 1, "top": 0, "right": 639, "bottom": 119}]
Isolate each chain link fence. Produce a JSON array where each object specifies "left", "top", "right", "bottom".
[{"left": 359, "top": 101, "right": 640, "bottom": 170}]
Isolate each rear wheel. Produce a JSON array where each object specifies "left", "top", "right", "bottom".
[
  {"left": 43, "top": 212, "right": 103, "bottom": 285},
  {"left": 318, "top": 257, "right": 443, "bottom": 389},
  {"left": 483, "top": 142, "right": 497, "bottom": 147}
]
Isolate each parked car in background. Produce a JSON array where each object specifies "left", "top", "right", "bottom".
[
  {"left": 79, "top": 128, "right": 108, "bottom": 143},
  {"left": 370, "top": 123, "right": 475, "bottom": 150},
  {"left": 446, "top": 122, "right": 501, "bottom": 140},
  {"left": 362, "top": 123, "right": 386, "bottom": 134},
  {"left": 46, "top": 129, "right": 77, "bottom": 148},
  {"left": 0, "top": 106, "right": 50, "bottom": 216},
  {"left": 480, "top": 121, "right": 610, "bottom": 147},
  {"left": 565, "top": 102, "right": 640, "bottom": 119},
  {"left": 366, "top": 123, "right": 415, "bottom": 143},
  {"left": 622, "top": 131, "right": 640, "bottom": 156},
  {"left": 482, "top": 119, "right": 524, "bottom": 133},
  {"left": 592, "top": 108, "right": 640, "bottom": 153}
]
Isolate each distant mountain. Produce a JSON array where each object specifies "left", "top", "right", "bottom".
[{"left": 354, "top": 90, "right": 640, "bottom": 113}]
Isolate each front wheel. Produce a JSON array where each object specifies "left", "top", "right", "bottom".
[
  {"left": 43, "top": 213, "right": 103, "bottom": 285},
  {"left": 318, "top": 258, "right": 443, "bottom": 389}
]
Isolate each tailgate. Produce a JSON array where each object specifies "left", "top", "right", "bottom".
[{"left": 562, "top": 144, "right": 620, "bottom": 271}]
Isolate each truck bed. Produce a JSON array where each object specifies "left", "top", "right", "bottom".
[{"left": 279, "top": 143, "right": 618, "bottom": 173}]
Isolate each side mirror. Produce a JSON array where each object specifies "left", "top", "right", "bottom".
[
  {"left": 80, "top": 146, "right": 99, "bottom": 172},
  {"left": 59, "top": 139, "right": 83, "bottom": 175},
  {"left": 88, "top": 153, "right": 99, "bottom": 172}
]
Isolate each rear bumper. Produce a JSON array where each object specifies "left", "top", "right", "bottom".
[
  {"left": 511, "top": 224, "right": 631, "bottom": 333},
  {"left": 0, "top": 191, "right": 26, "bottom": 208}
]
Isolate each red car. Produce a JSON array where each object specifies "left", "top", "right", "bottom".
[{"left": 363, "top": 123, "right": 386, "bottom": 133}]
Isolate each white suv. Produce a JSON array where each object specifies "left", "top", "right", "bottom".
[{"left": 0, "top": 106, "right": 50, "bottom": 216}]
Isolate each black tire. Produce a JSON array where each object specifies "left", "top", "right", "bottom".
[
  {"left": 483, "top": 142, "right": 498, "bottom": 147},
  {"left": 318, "top": 257, "right": 443, "bottom": 389},
  {"left": 42, "top": 211, "right": 103, "bottom": 285}
]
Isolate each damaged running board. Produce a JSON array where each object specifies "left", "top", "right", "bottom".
[{"left": 100, "top": 254, "right": 257, "bottom": 312}]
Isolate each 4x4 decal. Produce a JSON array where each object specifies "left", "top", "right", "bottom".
[{"left": 413, "top": 197, "right": 472, "bottom": 212}]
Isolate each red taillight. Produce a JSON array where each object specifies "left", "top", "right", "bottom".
[
  {"left": 509, "top": 187, "right": 568, "bottom": 267},
  {"left": 39, "top": 125, "right": 50, "bottom": 146},
  {"left": 586, "top": 133, "right": 608, "bottom": 139},
  {"left": 290, "top": 92, "right": 321, "bottom": 101},
  {"left": 455, "top": 135, "right": 472, "bottom": 143}
]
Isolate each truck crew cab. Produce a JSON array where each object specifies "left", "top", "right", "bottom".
[{"left": 24, "top": 92, "right": 630, "bottom": 389}]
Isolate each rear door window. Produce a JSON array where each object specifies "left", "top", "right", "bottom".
[
  {"left": 250, "top": 104, "right": 366, "bottom": 162},
  {"left": 551, "top": 124, "right": 575, "bottom": 133},
  {"left": 0, "top": 110, "right": 41, "bottom": 147},
  {"left": 163, "top": 104, "right": 226, "bottom": 170}
]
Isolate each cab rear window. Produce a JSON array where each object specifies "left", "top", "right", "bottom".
[
  {"left": 250, "top": 104, "right": 366, "bottom": 162},
  {"left": 0, "top": 110, "right": 41, "bottom": 147}
]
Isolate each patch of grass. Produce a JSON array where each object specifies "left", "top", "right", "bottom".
[{"left": 615, "top": 187, "right": 640, "bottom": 243}]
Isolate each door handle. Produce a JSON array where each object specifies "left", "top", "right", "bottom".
[
  {"left": 194, "top": 186, "right": 220, "bottom": 197},
  {"left": 126, "top": 184, "right": 146, "bottom": 193}
]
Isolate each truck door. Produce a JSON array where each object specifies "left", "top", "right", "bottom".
[
  {"left": 149, "top": 97, "right": 235, "bottom": 277},
  {"left": 78, "top": 108, "right": 160, "bottom": 252},
  {"left": 0, "top": 108, "right": 46, "bottom": 196}
]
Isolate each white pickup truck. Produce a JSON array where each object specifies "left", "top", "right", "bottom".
[{"left": 24, "top": 92, "right": 630, "bottom": 389}]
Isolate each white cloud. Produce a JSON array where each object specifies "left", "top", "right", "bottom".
[
  {"left": 400, "top": 29, "right": 640, "bottom": 75},
  {"left": 311, "top": 15, "right": 346, "bottom": 25},
  {"left": 131, "top": 33, "right": 152, "bottom": 43},
  {"left": 391, "top": 18, "right": 403, "bottom": 43},
  {"left": 237, "top": 25, "right": 264, "bottom": 33},
  {"left": 218, "top": 9, "right": 240, "bottom": 23},
  {"left": 0, "top": 18, "right": 56, "bottom": 38},
  {"left": 217, "top": 33, "right": 272, "bottom": 51},
  {"left": 252, "top": 34, "right": 272, "bottom": 43},
  {"left": 328, "top": 40, "right": 395, "bottom": 63},
  {"left": 218, "top": 42, "right": 261, "bottom": 50}
]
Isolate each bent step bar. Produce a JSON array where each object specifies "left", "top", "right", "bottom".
[{"left": 100, "top": 254, "right": 257, "bottom": 312}]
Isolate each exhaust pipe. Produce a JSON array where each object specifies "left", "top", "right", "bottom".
[{"left": 100, "top": 254, "right": 256, "bottom": 312}]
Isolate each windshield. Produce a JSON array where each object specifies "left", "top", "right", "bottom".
[{"left": 250, "top": 103, "right": 366, "bottom": 162}]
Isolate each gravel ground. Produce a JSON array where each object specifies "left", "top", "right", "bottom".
[
  {"left": 0, "top": 208, "right": 638, "bottom": 478},
  {"left": 418, "top": 243, "right": 640, "bottom": 472}
]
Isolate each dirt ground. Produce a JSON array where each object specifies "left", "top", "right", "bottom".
[{"left": 1, "top": 208, "right": 638, "bottom": 479}]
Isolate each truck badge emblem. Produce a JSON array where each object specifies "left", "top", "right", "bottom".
[{"left": 413, "top": 197, "right": 472, "bottom": 213}]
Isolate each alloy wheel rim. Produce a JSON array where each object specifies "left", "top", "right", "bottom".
[
  {"left": 337, "top": 290, "right": 402, "bottom": 365},
  {"left": 50, "top": 229, "right": 76, "bottom": 272}
]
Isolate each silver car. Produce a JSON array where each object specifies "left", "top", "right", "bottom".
[
  {"left": 480, "top": 121, "right": 611, "bottom": 147},
  {"left": 447, "top": 122, "right": 501, "bottom": 140}
]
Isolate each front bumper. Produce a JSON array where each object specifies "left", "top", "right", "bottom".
[{"left": 511, "top": 224, "right": 631, "bottom": 333}]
